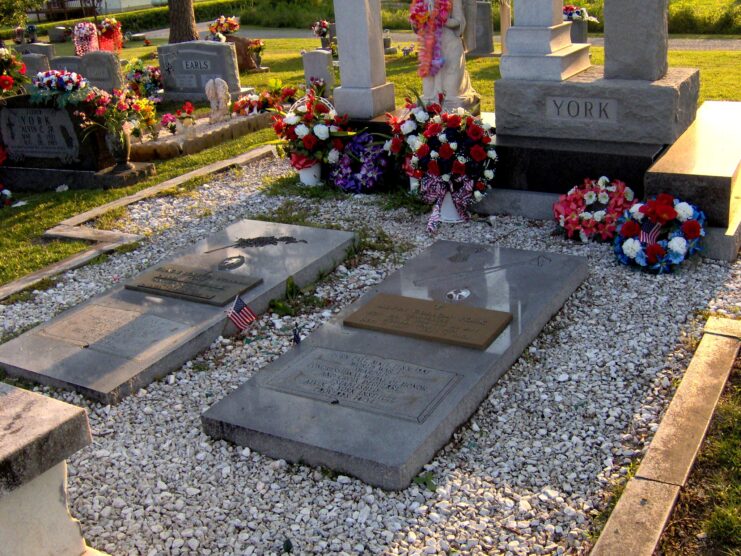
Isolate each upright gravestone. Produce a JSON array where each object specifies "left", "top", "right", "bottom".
[
  {"left": 81, "top": 51, "right": 124, "bottom": 91},
  {"left": 14, "top": 42, "right": 56, "bottom": 60},
  {"left": 22, "top": 53, "right": 50, "bottom": 77},
  {"left": 470, "top": 1, "right": 495, "bottom": 56},
  {"left": 332, "top": 0, "right": 395, "bottom": 119},
  {"left": 302, "top": 50, "right": 334, "bottom": 92},
  {"left": 158, "top": 41, "right": 245, "bottom": 102},
  {"left": 50, "top": 56, "right": 83, "bottom": 75}
]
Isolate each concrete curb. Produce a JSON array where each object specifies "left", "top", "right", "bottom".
[
  {"left": 0, "top": 145, "right": 277, "bottom": 302},
  {"left": 591, "top": 317, "right": 741, "bottom": 556}
]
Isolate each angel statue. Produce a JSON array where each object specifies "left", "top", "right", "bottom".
[{"left": 410, "top": 0, "right": 481, "bottom": 114}]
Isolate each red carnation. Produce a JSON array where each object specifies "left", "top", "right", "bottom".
[
  {"left": 19, "top": 63, "right": 26, "bottom": 75},
  {"left": 423, "top": 122, "right": 442, "bottom": 138},
  {"left": 620, "top": 220, "right": 640, "bottom": 238},
  {"left": 452, "top": 160, "right": 467, "bottom": 175},
  {"left": 428, "top": 159, "right": 440, "bottom": 176},
  {"left": 416, "top": 143, "right": 430, "bottom": 158},
  {"left": 390, "top": 136, "right": 403, "bottom": 154},
  {"left": 427, "top": 103, "right": 442, "bottom": 114},
  {"left": 654, "top": 203, "right": 677, "bottom": 225},
  {"left": 0, "top": 75, "right": 15, "bottom": 91},
  {"left": 332, "top": 138, "right": 344, "bottom": 151},
  {"left": 681, "top": 219, "right": 702, "bottom": 240},
  {"left": 475, "top": 181, "right": 486, "bottom": 191},
  {"left": 445, "top": 114, "right": 462, "bottom": 128},
  {"left": 466, "top": 124, "right": 484, "bottom": 141},
  {"left": 438, "top": 143, "right": 454, "bottom": 159},
  {"left": 470, "top": 144, "right": 487, "bottom": 162},
  {"left": 646, "top": 243, "right": 666, "bottom": 264},
  {"left": 656, "top": 193, "right": 675, "bottom": 206},
  {"left": 302, "top": 133, "right": 319, "bottom": 150}
]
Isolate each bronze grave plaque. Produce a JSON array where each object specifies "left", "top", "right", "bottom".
[
  {"left": 343, "top": 293, "right": 512, "bottom": 350},
  {"left": 125, "top": 264, "right": 262, "bottom": 306}
]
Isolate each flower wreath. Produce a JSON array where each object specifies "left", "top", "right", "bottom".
[
  {"left": 553, "top": 176, "right": 636, "bottom": 242},
  {"left": 329, "top": 132, "right": 389, "bottom": 193},
  {"left": 614, "top": 194, "right": 705, "bottom": 274}
]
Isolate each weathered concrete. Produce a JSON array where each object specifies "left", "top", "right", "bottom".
[{"left": 203, "top": 242, "right": 588, "bottom": 489}]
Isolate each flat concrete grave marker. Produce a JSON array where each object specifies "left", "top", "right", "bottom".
[
  {"left": 203, "top": 241, "right": 588, "bottom": 489},
  {"left": 0, "top": 220, "right": 356, "bottom": 403},
  {"left": 125, "top": 263, "right": 262, "bottom": 306},
  {"left": 344, "top": 293, "right": 512, "bottom": 349}
]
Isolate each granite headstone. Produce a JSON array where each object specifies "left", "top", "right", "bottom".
[
  {"left": 81, "top": 51, "right": 124, "bottom": 91},
  {"left": 21, "top": 53, "right": 50, "bottom": 77},
  {"left": 302, "top": 50, "right": 334, "bottom": 92},
  {"left": 50, "top": 55, "right": 82, "bottom": 75},
  {"left": 471, "top": 1, "right": 495, "bottom": 56},
  {"left": 14, "top": 42, "right": 56, "bottom": 60}
]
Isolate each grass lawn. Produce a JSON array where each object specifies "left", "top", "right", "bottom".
[{"left": 1, "top": 38, "right": 740, "bottom": 287}]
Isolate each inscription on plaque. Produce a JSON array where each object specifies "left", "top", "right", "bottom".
[
  {"left": 546, "top": 97, "right": 618, "bottom": 124},
  {"left": 125, "top": 263, "right": 262, "bottom": 306},
  {"left": 344, "top": 293, "right": 512, "bottom": 350},
  {"left": 0, "top": 108, "right": 80, "bottom": 161},
  {"left": 184, "top": 59, "right": 211, "bottom": 71},
  {"left": 42, "top": 305, "right": 140, "bottom": 346},
  {"left": 265, "top": 348, "right": 460, "bottom": 423}
]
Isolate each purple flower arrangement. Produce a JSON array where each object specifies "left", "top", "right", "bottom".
[{"left": 329, "top": 132, "right": 389, "bottom": 193}]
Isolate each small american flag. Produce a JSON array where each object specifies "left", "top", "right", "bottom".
[
  {"left": 227, "top": 296, "right": 257, "bottom": 331},
  {"left": 639, "top": 222, "right": 662, "bottom": 246}
]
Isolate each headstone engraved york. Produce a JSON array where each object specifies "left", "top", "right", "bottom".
[
  {"left": 302, "top": 49, "right": 334, "bottom": 92},
  {"left": 331, "top": 0, "right": 395, "bottom": 119},
  {"left": 202, "top": 241, "right": 589, "bottom": 489},
  {"left": 158, "top": 41, "right": 247, "bottom": 101},
  {"left": 21, "top": 53, "right": 50, "bottom": 76},
  {"left": 0, "top": 220, "right": 356, "bottom": 403}
]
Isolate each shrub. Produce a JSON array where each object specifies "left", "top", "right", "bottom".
[{"left": 240, "top": 0, "right": 332, "bottom": 29}]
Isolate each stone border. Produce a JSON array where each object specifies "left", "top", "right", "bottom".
[
  {"left": 591, "top": 317, "right": 741, "bottom": 556},
  {"left": 0, "top": 145, "right": 277, "bottom": 302}
]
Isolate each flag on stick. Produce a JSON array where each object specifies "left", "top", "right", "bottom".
[{"left": 227, "top": 296, "right": 257, "bottom": 331}]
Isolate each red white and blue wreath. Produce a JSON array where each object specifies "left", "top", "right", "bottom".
[{"left": 614, "top": 193, "right": 705, "bottom": 273}]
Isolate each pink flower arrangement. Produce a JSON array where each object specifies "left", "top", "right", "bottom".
[
  {"left": 553, "top": 176, "right": 636, "bottom": 242},
  {"left": 160, "top": 113, "right": 178, "bottom": 134}
]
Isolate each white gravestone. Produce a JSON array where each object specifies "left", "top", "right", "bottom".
[
  {"left": 332, "top": 0, "right": 395, "bottom": 119},
  {"left": 302, "top": 49, "right": 334, "bottom": 92}
]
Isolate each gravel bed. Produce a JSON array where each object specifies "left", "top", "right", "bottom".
[{"left": 1, "top": 155, "right": 739, "bottom": 555}]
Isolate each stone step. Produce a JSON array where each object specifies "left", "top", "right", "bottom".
[
  {"left": 645, "top": 101, "right": 741, "bottom": 228},
  {"left": 505, "top": 22, "right": 573, "bottom": 56},
  {"left": 500, "top": 43, "right": 591, "bottom": 81}
]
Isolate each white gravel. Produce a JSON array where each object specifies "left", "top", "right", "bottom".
[{"left": 1, "top": 155, "right": 739, "bottom": 555}]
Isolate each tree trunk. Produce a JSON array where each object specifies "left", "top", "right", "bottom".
[{"left": 168, "top": 0, "right": 199, "bottom": 44}]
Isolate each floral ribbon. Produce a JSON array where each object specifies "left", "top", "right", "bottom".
[
  {"left": 420, "top": 175, "right": 474, "bottom": 233},
  {"left": 290, "top": 153, "right": 317, "bottom": 170}
]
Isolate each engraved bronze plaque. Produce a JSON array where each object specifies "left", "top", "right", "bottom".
[
  {"left": 264, "top": 348, "right": 460, "bottom": 423},
  {"left": 344, "top": 293, "right": 512, "bottom": 350},
  {"left": 125, "top": 264, "right": 262, "bottom": 306}
]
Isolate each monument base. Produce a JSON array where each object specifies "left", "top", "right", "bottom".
[
  {"left": 500, "top": 42, "right": 591, "bottom": 81},
  {"left": 2, "top": 162, "right": 156, "bottom": 192},
  {"left": 333, "top": 82, "right": 395, "bottom": 120},
  {"left": 492, "top": 134, "right": 664, "bottom": 198},
  {"left": 495, "top": 66, "right": 699, "bottom": 144}
]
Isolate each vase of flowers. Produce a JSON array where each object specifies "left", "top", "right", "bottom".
[
  {"left": 175, "top": 101, "right": 196, "bottom": 132},
  {"left": 105, "top": 130, "right": 132, "bottom": 170},
  {"left": 0, "top": 47, "right": 28, "bottom": 99},
  {"left": 329, "top": 132, "right": 388, "bottom": 193},
  {"left": 312, "top": 20, "right": 330, "bottom": 48},
  {"left": 563, "top": 5, "right": 598, "bottom": 43},
  {"left": 124, "top": 58, "right": 163, "bottom": 101},
  {"left": 272, "top": 90, "right": 348, "bottom": 186},
  {"left": 209, "top": 15, "right": 240, "bottom": 36},
  {"left": 246, "top": 39, "right": 265, "bottom": 68}
]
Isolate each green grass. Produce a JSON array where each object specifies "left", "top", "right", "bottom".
[
  {"left": 660, "top": 360, "right": 741, "bottom": 554},
  {"left": 2, "top": 38, "right": 740, "bottom": 288}
]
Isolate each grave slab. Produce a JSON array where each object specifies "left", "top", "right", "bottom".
[
  {"left": 0, "top": 221, "right": 355, "bottom": 403},
  {"left": 202, "top": 242, "right": 588, "bottom": 489}
]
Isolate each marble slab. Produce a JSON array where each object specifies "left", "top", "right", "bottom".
[
  {"left": 0, "top": 221, "right": 355, "bottom": 403},
  {"left": 202, "top": 241, "right": 588, "bottom": 489}
]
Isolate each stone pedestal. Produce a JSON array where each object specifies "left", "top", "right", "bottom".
[
  {"left": 500, "top": 0, "right": 590, "bottom": 81},
  {"left": 332, "top": 0, "right": 395, "bottom": 118},
  {"left": 605, "top": 0, "right": 668, "bottom": 81}
]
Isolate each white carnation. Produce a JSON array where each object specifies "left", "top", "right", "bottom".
[
  {"left": 296, "top": 104, "right": 307, "bottom": 113},
  {"left": 327, "top": 149, "right": 340, "bottom": 164},
  {"left": 283, "top": 112, "right": 300, "bottom": 125},
  {"left": 584, "top": 191, "right": 597, "bottom": 205},
  {"left": 449, "top": 142, "right": 458, "bottom": 150},
  {"left": 383, "top": 139, "right": 392, "bottom": 152},
  {"left": 455, "top": 107, "right": 466, "bottom": 116},
  {"left": 630, "top": 203, "right": 645, "bottom": 221},
  {"left": 437, "top": 133, "right": 448, "bottom": 143},
  {"left": 487, "top": 149, "right": 497, "bottom": 159},
  {"left": 624, "top": 188, "right": 634, "bottom": 201},
  {"left": 597, "top": 176, "right": 610, "bottom": 187},
  {"left": 432, "top": 115, "right": 442, "bottom": 124},
  {"left": 411, "top": 156, "right": 419, "bottom": 165},
  {"left": 401, "top": 120, "right": 417, "bottom": 135},
  {"left": 294, "top": 124, "right": 309, "bottom": 138},
  {"left": 457, "top": 156, "right": 466, "bottom": 164},
  {"left": 568, "top": 186, "right": 577, "bottom": 195},
  {"left": 579, "top": 211, "right": 593, "bottom": 220},
  {"left": 328, "top": 110, "right": 337, "bottom": 119},
  {"left": 430, "top": 150, "right": 439, "bottom": 159},
  {"left": 442, "top": 174, "right": 451, "bottom": 182},
  {"left": 313, "top": 124, "right": 329, "bottom": 140},
  {"left": 668, "top": 236, "right": 688, "bottom": 255},
  {"left": 414, "top": 110, "right": 429, "bottom": 123},
  {"left": 484, "top": 169, "right": 494, "bottom": 180},
  {"left": 674, "top": 202, "right": 694, "bottom": 222},
  {"left": 406, "top": 135, "right": 419, "bottom": 149},
  {"left": 329, "top": 125, "right": 339, "bottom": 133},
  {"left": 598, "top": 192, "right": 610, "bottom": 204},
  {"left": 622, "top": 238, "right": 641, "bottom": 258},
  {"left": 593, "top": 210, "right": 606, "bottom": 222},
  {"left": 474, "top": 190, "right": 484, "bottom": 202}
]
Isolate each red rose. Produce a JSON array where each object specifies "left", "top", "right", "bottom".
[
  {"left": 620, "top": 220, "right": 640, "bottom": 238},
  {"left": 302, "top": 133, "right": 319, "bottom": 150},
  {"left": 416, "top": 143, "right": 430, "bottom": 158},
  {"left": 681, "top": 219, "right": 702, "bottom": 240},
  {"left": 475, "top": 181, "right": 486, "bottom": 191},
  {"left": 428, "top": 159, "right": 440, "bottom": 176},
  {"left": 315, "top": 102, "right": 329, "bottom": 114},
  {"left": 423, "top": 122, "right": 442, "bottom": 138},
  {"left": 466, "top": 124, "right": 484, "bottom": 141},
  {"left": 0, "top": 75, "right": 15, "bottom": 91},
  {"left": 438, "top": 143, "right": 454, "bottom": 159},
  {"left": 654, "top": 203, "right": 677, "bottom": 225},
  {"left": 646, "top": 243, "right": 666, "bottom": 264},
  {"left": 427, "top": 103, "right": 442, "bottom": 114},
  {"left": 445, "top": 114, "right": 461, "bottom": 128},
  {"left": 272, "top": 120, "right": 284, "bottom": 134},
  {"left": 390, "top": 136, "right": 403, "bottom": 154},
  {"left": 481, "top": 134, "right": 492, "bottom": 144},
  {"left": 452, "top": 160, "right": 467, "bottom": 175},
  {"left": 656, "top": 193, "right": 675, "bottom": 206},
  {"left": 19, "top": 63, "right": 26, "bottom": 75},
  {"left": 470, "top": 145, "right": 487, "bottom": 162},
  {"left": 332, "top": 138, "right": 344, "bottom": 151}
]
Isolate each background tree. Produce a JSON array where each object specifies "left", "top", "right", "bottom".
[
  {"left": 168, "top": 0, "right": 199, "bottom": 43},
  {"left": 0, "top": 0, "right": 44, "bottom": 27}
]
